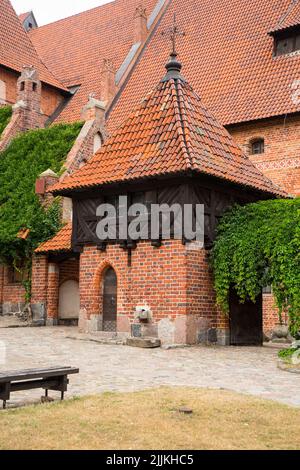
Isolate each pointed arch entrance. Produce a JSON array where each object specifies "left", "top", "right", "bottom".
[{"left": 102, "top": 267, "right": 117, "bottom": 332}]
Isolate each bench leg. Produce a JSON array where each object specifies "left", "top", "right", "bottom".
[
  {"left": 61, "top": 391, "right": 64, "bottom": 401},
  {"left": 3, "top": 400, "right": 6, "bottom": 409},
  {"left": 45, "top": 389, "right": 48, "bottom": 398}
]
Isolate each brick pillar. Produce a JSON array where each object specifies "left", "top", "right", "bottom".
[
  {"left": 134, "top": 5, "right": 147, "bottom": 44},
  {"left": 35, "top": 169, "right": 59, "bottom": 208},
  {"left": 31, "top": 254, "right": 48, "bottom": 326},
  {"left": 46, "top": 263, "right": 59, "bottom": 326}
]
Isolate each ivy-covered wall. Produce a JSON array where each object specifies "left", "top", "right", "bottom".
[
  {"left": 0, "top": 106, "right": 12, "bottom": 137},
  {"left": 212, "top": 198, "right": 300, "bottom": 338},
  {"left": 0, "top": 122, "right": 82, "bottom": 269}
]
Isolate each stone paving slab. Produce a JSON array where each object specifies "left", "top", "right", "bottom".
[{"left": 0, "top": 327, "right": 299, "bottom": 408}]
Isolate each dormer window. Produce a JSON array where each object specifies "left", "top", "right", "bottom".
[
  {"left": 250, "top": 138, "right": 264, "bottom": 155},
  {"left": 275, "top": 33, "right": 300, "bottom": 56}
]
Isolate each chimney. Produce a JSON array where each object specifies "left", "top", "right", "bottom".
[
  {"left": 15, "top": 66, "right": 43, "bottom": 129},
  {"left": 80, "top": 94, "right": 106, "bottom": 123},
  {"left": 100, "top": 59, "right": 117, "bottom": 104},
  {"left": 134, "top": 5, "right": 147, "bottom": 44}
]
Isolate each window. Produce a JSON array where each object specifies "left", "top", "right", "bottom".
[
  {"left": 32, "top": 83, "right": 37, "bottom": 92},
  {"left": 20, "top": 81, "right": 25, "bottom": 91},
  {"left": 0, "top": 80, "right": 6, "bottom": 104},
  {"left": 275, "top": 33, "right": 300, "bottom": 56},
  {"left": 250, "top": 138, "right": 264, "bottom": 155},
  {"left": 93, "top": 132, "right": 103, "bottom": 153}
]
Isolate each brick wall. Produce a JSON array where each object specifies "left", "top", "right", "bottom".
[
  {"left": 0, "top": 265, "right": 26, "bottom": 314},
  {"left": 263, "top": 293, "right": 286, "bottom": 337},
  {"left": 78, "top": 241, "right": 229, "bottom": 344},
  {"left": 228, "top": 114, "right": 300, "bottom": 196},
  {"left": 0, "top": 67, "right": 18, "bottom": 105}
]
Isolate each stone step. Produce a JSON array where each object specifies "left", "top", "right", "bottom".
[
  {"left": 0, "top": 315, "right": 29, "bottom": 329},
  {"left": 126, "top": 337, "right": 161, "bottom": 349}
]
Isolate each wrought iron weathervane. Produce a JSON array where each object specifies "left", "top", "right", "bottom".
[{"left": 161, "top": 13, "right": 185, "bottom": 56}]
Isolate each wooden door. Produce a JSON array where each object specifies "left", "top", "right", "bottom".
[
  {"left": 103, "top": 267, "right": 117, "bottom": 332},
  {"left": 229, "top": 290, "right": 263, "bottom": 346}
]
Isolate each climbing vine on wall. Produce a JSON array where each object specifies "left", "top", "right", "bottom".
[
  {"left": 0, "top": 122, "right": 82, "bottom": 274},
  {"left": 0, "top": 106, "right": 12, "bottom": 137},
  {"left": 211, "top": 198, "right": 300, "bottom": 338}
]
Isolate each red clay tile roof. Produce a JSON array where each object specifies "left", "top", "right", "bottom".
[
  {"left": 51, "top": 62, "right": 286, "bottom": 198},
  {"left": 0, "top": 0, "right": 67, "bottom": 91},
  {"left": 271, "top": 0, "right": 300, "bottom": 33},
  {"left": 35, "top": 223, "right": 72, "bottom": 254},
  {"left": 107, "top": 0, "right": 300, "bottom": 131},
  {"left": 29, "top": 0, "right": 158, "bottom": 123}
]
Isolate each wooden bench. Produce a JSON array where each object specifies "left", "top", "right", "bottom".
[{"left": 0, "top": 366, "right": 79, "bottom": 409}]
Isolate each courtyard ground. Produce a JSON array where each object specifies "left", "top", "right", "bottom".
[
  {"left": 0, "top": 387, "right": 300, "bottom": 450},
  {"left": 0, "top": 326, "right": 299, "bottom": 407}
]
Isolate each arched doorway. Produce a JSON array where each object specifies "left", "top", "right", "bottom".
[
  {"left": 58, "top": 280, "right": 80, "bottom": 322},
  {"left": 102, "top": 267, "right": 117, "bottom": 332}
]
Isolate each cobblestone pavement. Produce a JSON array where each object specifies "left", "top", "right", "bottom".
[{"left": 0, "top": 327, "right": 299, "bottom": 408}]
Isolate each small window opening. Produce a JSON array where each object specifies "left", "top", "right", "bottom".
[
  {"left": 32, "top": 83, "right": 37, "bottom": 92},
  {"left": 250, "top": 138, "right": 265, "bottom": 155},
  {"left": 20, "top": 81, "right": 25, "bottom": 91}
]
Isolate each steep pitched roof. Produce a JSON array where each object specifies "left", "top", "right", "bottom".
[
  {"left": 51, "top": 56, "right": 285, "bottom": 198},
  {"left": 29, "top": 0, "right": 159, "bottom": 122},
  {"left": 271, "top": 0, "right": 300, "bottom": 33},
  {"left": 0, "top": 0, "right": 67, "bottom": 91},
  {"left": 107, "top": 0, "right": 300, "bottom": 131},
  {"left": 35, "top": 223, "right": 72, "bottom": 254}
]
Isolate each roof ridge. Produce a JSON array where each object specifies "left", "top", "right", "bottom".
[{"left": 172, "top": 78, "right": 194, "bottom": 170}]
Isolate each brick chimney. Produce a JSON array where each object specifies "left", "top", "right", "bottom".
[
  {"left": 80, "top": 94, "right": 106, "bottom": 123},
  {"left": 16, "top": 66, "right": 43, "bottom": 129},
  {"left": 35, "top": 169, "right": 59, "bottom": 207},
  {"left": 100, "top": 59, "right": 117, "bottom": 104},
  {"left": 134, "top": 5, "right": 147, "bottom": 44},
  {"left": 0, "top": 66, "right": 45, "bottom": 151}
]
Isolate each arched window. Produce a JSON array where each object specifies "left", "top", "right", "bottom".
[
  {"left": 0, "top": 80, "right": 6, "bottom": 104},
  {"left": 250, "top": 138, "right": 265, "bottom": 155},
  {"left": 93, "top": 132, "right": 103, "bottom": 153}
]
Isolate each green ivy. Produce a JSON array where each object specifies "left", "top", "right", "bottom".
[
  {"left": 0, "top": 122, "right": 82, "bottom": 275},
  {"left": 0, "top": 106, "right": 12, "bottom": 137},
  {"left": 211, "top": 198, "right": 300, "bottom": 338}
]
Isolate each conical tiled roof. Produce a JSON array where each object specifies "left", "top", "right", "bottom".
[
  {"left": 0, "top": 0, "right": 67, "bottom": 91},
  {"left": 51, "top": 56, "right": 286, "bottom": 197}
]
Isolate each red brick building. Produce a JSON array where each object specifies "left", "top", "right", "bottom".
[
  {"left": 0, "top": 0, "right": 299, "bottom": 342},
  {"left": 34, "top": 55, "right": 285, "bottom": 345}
]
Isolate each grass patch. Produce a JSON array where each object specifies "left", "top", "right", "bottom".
[{"left": 0, "top": 388, "right": 299, "bottom": 450}]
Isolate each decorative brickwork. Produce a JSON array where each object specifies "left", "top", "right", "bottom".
[{"left": 228, "top": 114, "right": 300, "bottom": 196}]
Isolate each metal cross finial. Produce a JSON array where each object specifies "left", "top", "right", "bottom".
[{"left": 161, "top": 13, "right": 185, "bottom": 56}]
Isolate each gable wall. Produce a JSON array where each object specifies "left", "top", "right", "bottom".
[{"left": 228, "top": 114, "right": 300, "bottom": 196}]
